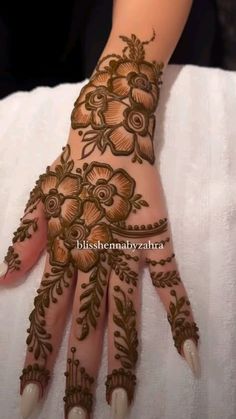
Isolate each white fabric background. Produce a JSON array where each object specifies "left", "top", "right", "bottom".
[{"left": 0, "top": 64, "right": 236, "bottom": 419}]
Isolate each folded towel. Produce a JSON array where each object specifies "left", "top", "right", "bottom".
[{"left": 0, "top": 64, "right": 236, "bottom": 419}]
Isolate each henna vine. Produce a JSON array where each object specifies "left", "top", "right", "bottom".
[
  {"left": 167, "top": 289, "right": 200, "bottom": 355},
  {"left": 13, "top": 218, "right": 38, "bottom": 243},
  {"left": 4, "top": 245, "right": 21, "bottom": 274},
  {"left": 113, "top": 285, "right": 138, "bottom": 369},
  {"left": 150, "top": 270, "right": 181, "bottom": 288},
  {"left": 71, "top": 31, "right": 164, "bottom": 164},
  {"left": 76, "top": 253, "right": 109, "bottom": 340},
  {"left": 26, "top": 264, "right": 74, "bottom": 360},
  {"left": 108, "top": 248, "right": 139, "bottom": 287}
]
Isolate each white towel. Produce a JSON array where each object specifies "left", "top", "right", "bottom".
[{"left": 0, "top": 64, "right": 236, "bottom": 419}]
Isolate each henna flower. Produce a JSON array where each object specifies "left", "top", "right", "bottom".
[
  {"left": 109, "top": 59, "right": 160, "bottom": 111},
  {"left": 39, "top": 172, "right": 81, "bottom": 237},
  {"left": 71, "top": 71, "right": 120, "bottom": 129},
  {"left": 49, "top": 199, "right": 111, "bottom": 272},
  {"left": 104, "top": 104, "right": 155, "bottom": 164},
  {"left": 84, "top": 162, "right": 135, "bottom": 222}
]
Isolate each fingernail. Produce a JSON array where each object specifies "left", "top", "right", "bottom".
[
  {"left": 183, "top": 339, "right": 201, "bottom": 378},
  {"left": 68, "top": 406, "right": 87, "bottom": 419},
  {"left": 20, "top": 383, "right": 40, "bottom": 418},
  {"left": 111, "top": 387, "right": 128, "bottom": 419},
  {"left": 0, "top": 262, "right": 8, "bottom": 278}
]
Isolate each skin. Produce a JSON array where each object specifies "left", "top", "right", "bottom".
[{"left": 0, "top": 1, "right": 200, "bottom": 418}]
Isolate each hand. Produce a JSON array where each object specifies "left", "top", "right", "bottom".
[{"left": 0, "top": 31, "right": 200, "bottom": 419}]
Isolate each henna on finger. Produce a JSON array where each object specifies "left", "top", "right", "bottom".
[
  {"left": 63, "top": 346, "right": 95, "bottom": 419},
  {"left": 105, "top": 369, "right": 136, "bottom": 406},
  {"left": 167, "top": 289, "right": 200, "bottom": 355}
]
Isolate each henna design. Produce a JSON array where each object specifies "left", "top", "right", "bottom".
[
  {"left": 71, "top": 31, "right": 164, "bottom": 164},
  {"left": 105, "top": 368, "right": 136, "bottom": 405},
  {"left": 76, "top": 254, "right": 109, "bottom": 340},
  {"left": 19, "top": 363, "right": 50, "bottom": 398},
  {"left": 110, "top": 218, "right": 168, "bottom": 237},
  {"left": 63, "top": 347, "right": 95, "bottom": 418},
  {"left": 113, "top": 285, "right": 138, "bottom": 369},
  {"left": 167, "top": 289, "right": 200, "bottom": 355},
  {"left": 12, "top": 218, "right": 38, "bottom": 243},
  {"left": 145, "top": 253, "right": 175, "bottom": 266},
  {"left": 26, "top": 264, "right": 74, "bottom": 360},
  {"left": 108, "top": 248, "right": 139, "bottom": 286},
  {"left": 4, "top": 245, "right": 21, "bottom": 273},
  {"left": 23, "top": 183, "right": 42, "bottom": 216},
  {"left": 150, "top": 270, "right": 181, "bottom": 288}
]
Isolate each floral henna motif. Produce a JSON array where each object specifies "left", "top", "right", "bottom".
[
  {"left": 167, "top": 289, "right": 200, "bottom": 355},
  {"left": 113, "top": 285, "right": 138, "bottom": 369},
  {"left": 63, "top": 347, "right": 95, "bottom": 419},
  {"left": 71, "top": 31, "right": 164, "bottom": 164},
  {"left": 18, "top": 144, "right": 166, "bottom": 396},
  {"left": 105, "top": 368, "right": 136, "bottom": 405}
]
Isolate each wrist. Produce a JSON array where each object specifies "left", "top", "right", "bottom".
[{"left": 71, "top": 32, "right": 164, "bottom": 165}]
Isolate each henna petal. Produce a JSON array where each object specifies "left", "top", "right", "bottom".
[
  {"left": 111, "top": 76, "right": 130, "bottom": 96},
  {"left": 61, "top": 199, "right": 80, "bottom": 224},
  {"left": 40, "top": 174, "right": 57, "bottom": 194},
  {"left": 109, "top": 171, "right": 135, "bottom": 198},
  {"left": 136, "top": 133, "right": 155, "bottom": 164},
  {"left": 58, "top": 175, "right": 81, "bottom": 196},
  {"left": 92, "top": 108, "right": 104, "bottom": 126},
  {"left": 71, "top": 248, "right": 98, "bottom": 272},
  {"left": 48, "top": 217, "right": 62, "bottom": 237},
  {"left": 139, "top": 62, "right": 156, "bottom": 83},
  {"left": 88, "top": 223, "right": 111, "bottom": 244},
  {"left": 116, "top": 60, "right": 138, "bottom": 77},
  {"left": 81, "top": 200, "right": 103, "bottom": 226},
  {"left": 71, "top": 102, "right": 90, "bottom": 127},
  {"left": 105, "top": 195, "right": 131, "bottom": 222},
  {"left": 75, "top": 84, "right": 95, "bottom": 104},
  {"left": 103, "top": 100, "right": 127, "bottom": 126},
  {"left": 51, "top": 237, "right": 70, "bottom": 265},
  {"left": 131, "top": 88, "right": 155, "bottom": 110},
  {"left": 92, "top": 71, "right": 110, "bottom": 86},
  {"left": 85, "top": 163, "right": 113, "bottom": 185},
  {"left": 109, "top": 126, "right": 134, "bottom": 153},
  {"left": 148, "top": 114, "right": 156, "bottom": 136}
]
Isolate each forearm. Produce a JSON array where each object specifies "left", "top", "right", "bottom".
[
  {"left": 69, "top": 0, "right": 193, "bottom": 165},
  {"left": 94, "top": 0, "right": 193, "bottom": 71}
]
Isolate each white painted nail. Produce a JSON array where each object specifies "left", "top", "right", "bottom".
[
  {"left": 20, "top": 383, "right": 40, "bottom": 418},
  {"left": 111, "top": 387, "right": 128, "bottom": 419},
  {"left": 0, "top": 262, "right": 8, "bottom": 277},
  {"left": 68, "top": 406, "right": 87, "bottom": 419},
  {"left": 183, "top": 339, "right": 201, "bottom": 378}
]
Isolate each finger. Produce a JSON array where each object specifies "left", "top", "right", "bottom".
[
  {"left": 106, "top": 247, "right": 140, "bottom": 419},
  {"left": 19, "top": 252, "right": 77, "bottom": 418},
  {"left": 0, "top": 182, "right": 47, "bottom": 283},
  {"left": 63, "top": 252, "right": 112, "bottom": 419},
  {"left": 145, "top": 229, "right": 200, "bottom": 376}
]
